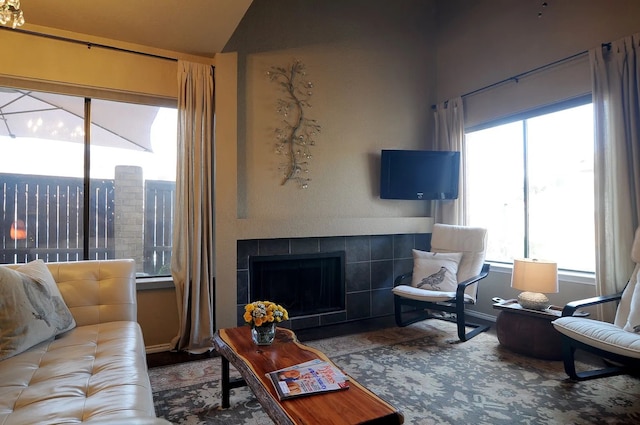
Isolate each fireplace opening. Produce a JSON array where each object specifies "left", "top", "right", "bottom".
[{"left": 249, "top": 251, "right": 345, "bottom": 318}]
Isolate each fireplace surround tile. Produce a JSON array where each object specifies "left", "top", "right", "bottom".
[
  {"left": 319, "top": 237, "right": 346, "bottom": 253},
  {"left": 393, "top": 234, "right": 415, "bottom": 259},
  {"left": 236, "top": 270, "right": 249, "bottom": 305},
  {"left": 237, "top": 239, "right": 258, "bottom": 269},
  {"left": 320, "top": 311, "right": 347, "bottom": 326},
  {"left": 236, "top": 233, "right": 429, "bottom": 330},
  {"left": 347, "top": 291, "right": 371, "bottom": 320},
  {"left": 346, "top": 262, "right": 371, "bottom": 292},
  {"left": 371, "top": 235, "right": 393, "bottom": 260},
  {"left": 372, "top": 288, "right": 394, "bottom": 316},
  {"left": 258, "top": 238, "right": 290, "bottom": 255},
  {"left": 346, "top": 235, "right": 370, "bottom": 262},
  {"left": 291, "top": 238, "right": 320, "bottom": 254},
  {"left": 371, "top": 260, "right": 394, "bottom": 290}
]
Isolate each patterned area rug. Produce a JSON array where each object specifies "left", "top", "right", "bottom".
[{"left": 149, "top": 320, "right": 640, "bottom": 424}]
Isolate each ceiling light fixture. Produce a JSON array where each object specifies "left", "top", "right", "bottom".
[{"left": 0, "top": 0, "right": 25, "bottom": 29}]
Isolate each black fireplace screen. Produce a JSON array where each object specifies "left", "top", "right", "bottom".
[{"left": 249, "top": 251, "right": 345, "bottom": 318}]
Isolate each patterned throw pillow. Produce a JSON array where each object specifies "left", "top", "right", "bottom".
[
  {"left": 410, "top": 250, "right": 463, "bottom": 292},
  {"left": 0, "top": 260, "right": 76, "bottom": 361}
]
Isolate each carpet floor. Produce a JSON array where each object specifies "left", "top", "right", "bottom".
[{"left": 149, "top": 320, "right": 640, "bottom": 424}]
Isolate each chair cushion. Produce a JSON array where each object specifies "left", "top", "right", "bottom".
[
  {"left": 430, "top": 223, "right": 487, "bottom": 283},
  {"left": 0, "top": 260, "right": 76, "bottom": 361},
  {"left": 632, "top": 226, "right": 640, "bottom": 264},
  {"left": 411, "top": 250, "right": 462, "bottom": 292},
  {"left": 552, "top": 316, "right": 640, "bottom": 359},
  {"left": 392, "top": 284, "right": 475, "bottom": 303},
  {"left": 623, "top": 273, "right": 640, "bottom": 333},
  {"left": 614, "top": 265, "right": 640, "bottom": 327}
]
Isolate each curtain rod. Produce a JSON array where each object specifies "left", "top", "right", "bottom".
[
  {"left": 432, "top": 43, "right": 611, "bottom": 109},
  {"left": 1, "top": 26, "right": 178, "bottom": 62},
  {"left": 460, "top": 49, "right": 588, "bottom": 99}
]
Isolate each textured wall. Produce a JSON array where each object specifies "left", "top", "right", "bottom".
[{"left": 215, "top": 0, "right": 439, "bottom": 328}]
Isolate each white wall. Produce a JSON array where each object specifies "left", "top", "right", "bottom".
[
  {"left": 435, "top": 0, "right": 640, "bottom": 103},
  {"left": 434, "top": 0, "right": 640, "bottom": 318},
  {"left": 215, "top": 0, "right": 439, "bottom": 328}
]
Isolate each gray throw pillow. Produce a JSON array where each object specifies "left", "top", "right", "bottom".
[{"left": 0, "top": 260, "right": 76, "bottom": 360}]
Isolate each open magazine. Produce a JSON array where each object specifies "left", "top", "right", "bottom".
[{"left": 266, "top": 359, "right": 349, "bottom": 400}]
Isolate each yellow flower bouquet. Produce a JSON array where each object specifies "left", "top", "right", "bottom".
[
  {"left": 243, "top": 300, "right": 289, "bottom": 327},
  {"left": 244, "top": 301, "right": 289, "bottom": 345}
]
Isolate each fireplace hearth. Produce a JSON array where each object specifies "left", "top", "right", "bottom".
[{"left": 249, "top": 251, "right": 345, "bottom": 318}]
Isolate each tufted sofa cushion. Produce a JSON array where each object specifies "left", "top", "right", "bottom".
[
  {"left": 0, "top": 322, "right": 155, "bottom": 423},
  {"left": 39, "top": 260, "right": 138, "bottom": 326},
  {"left": 0, "top": 260, "right": 163, "bottom": 425}
]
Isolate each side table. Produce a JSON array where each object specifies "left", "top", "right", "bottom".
[{"left": 493, "top": 298, "right": 588, "bottom": 360}]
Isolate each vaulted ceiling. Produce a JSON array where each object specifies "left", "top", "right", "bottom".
[{"left": 16, "top": 0, "right": 254, "bottom": 57}]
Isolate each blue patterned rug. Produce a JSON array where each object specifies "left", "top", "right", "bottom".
[{"left": 149, "top": 320, "right": 640, "bottom": 424}]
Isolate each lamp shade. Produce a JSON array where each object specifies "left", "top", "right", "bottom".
[{"left": 511, "top": 258, "right": 559, "bottom": 294}]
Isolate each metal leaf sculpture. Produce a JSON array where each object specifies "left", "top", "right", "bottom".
[{"left": 267, "top": 60, "right": 321, "bottom": 188}]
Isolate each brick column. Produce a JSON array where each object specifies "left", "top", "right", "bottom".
[{"left": 115, "top": 165, "right": 144, "bottom": 273}]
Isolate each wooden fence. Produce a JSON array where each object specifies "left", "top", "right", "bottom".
[
  {"left": 0, "top": 173, "right": 174, "bottom": 275},
  {"left": 144, "top": 180, "right": 174, "bottom": 275}
]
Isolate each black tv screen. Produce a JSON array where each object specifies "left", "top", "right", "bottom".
[{"left": 380, "top": 150, "right": 460, "bottom": 200}]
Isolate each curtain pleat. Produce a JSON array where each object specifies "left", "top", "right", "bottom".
[
  {"left": 171, "top": 61, "right": 215, "bottom": 353},
  {"left": 591, "top": 33, "right": 640, "bottom": 322},
  {"left": 433, "top": 97, "right": 465, "bottom": 225}
]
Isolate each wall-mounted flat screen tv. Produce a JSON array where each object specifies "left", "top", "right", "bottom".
[{"left": 380, "top": 150, "right": 460, "bottom": 200}]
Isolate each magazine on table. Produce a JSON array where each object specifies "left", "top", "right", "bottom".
[{"left": 266, "top": 359, "right": 349, "bottom": 400}]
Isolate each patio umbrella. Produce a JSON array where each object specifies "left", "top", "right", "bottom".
[{"left": 0, "top": 88, "right": 158, "bottom": 152}]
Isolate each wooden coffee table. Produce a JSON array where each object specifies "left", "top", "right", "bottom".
[{"left": 213, "top": 326, "right": 404, "bottom": 425}]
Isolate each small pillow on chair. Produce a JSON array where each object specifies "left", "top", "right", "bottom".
[
  {"left": 0, "top": 260, "right": 76, "bottom": 361},
  {"left": 411, "top": 250, "right": 463, "bottom": 292}
]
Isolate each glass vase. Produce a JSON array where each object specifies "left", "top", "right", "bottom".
[{"left": 251, "top": 322, "right": 276, "bottom": 345}]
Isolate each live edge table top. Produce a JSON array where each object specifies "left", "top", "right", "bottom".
[{"left": 213, "top": 326, "right": 404, "bottom": 425}]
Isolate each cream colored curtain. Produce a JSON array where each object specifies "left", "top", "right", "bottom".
[
  {"left": 433, "top": 96, "right": 465, "bottom": 225},
  {"left": 171, "top": 61, "right": 215, "bottom": 353},
  {"left": 591, "top": 33, "right": 640, "bottom": 322}
]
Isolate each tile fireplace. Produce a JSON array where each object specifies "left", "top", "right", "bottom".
[
  {"left": 249, "top": 251, "right": 345, "bottom": 318},
  {"left": 237, "top": 233, "right": 430, "bottom": 330}
]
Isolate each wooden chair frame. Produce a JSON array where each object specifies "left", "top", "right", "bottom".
[
  {"left": 393, "top": 263, "right": 491, "bottom": 342},
  {"left": 559, "top": 293, "right": 640, "bottom": 381}
]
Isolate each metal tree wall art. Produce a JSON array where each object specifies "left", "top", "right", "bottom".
[{"left": 267, "top": 60, "right": 320, "bottom": 188}]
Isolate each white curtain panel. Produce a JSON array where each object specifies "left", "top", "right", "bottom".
[
  {"left": 433, "top": 96, "right": 465, "bottom": 225},
  {"left": 591, "top": 33, "right": 640, "bottom": 322},
  {"left": 171, "top": 61, "right": 216, "bottom": 353}
]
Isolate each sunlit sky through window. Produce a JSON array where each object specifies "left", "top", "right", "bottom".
[{"left": 0, "top": 108, "right": 177, "bottom": 181}]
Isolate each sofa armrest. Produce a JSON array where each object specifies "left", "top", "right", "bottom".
[
  {"left": 561, "top": 292, "right": 623, "bottom": 317},
  {"left": 46, "top": 259, "right": 138, "bottom": 326}
]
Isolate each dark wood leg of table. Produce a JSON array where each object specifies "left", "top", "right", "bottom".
[
  {"left": 221, "top": 355, "right": 231, "bottom": 408},
  {"left": 220, "top": 354, "right": 247, "bottom": 408}
]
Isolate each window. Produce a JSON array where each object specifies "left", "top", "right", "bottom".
[
  {"left": 0, "top": 88, "right": 177, "bottom": 278},
  {"left": 465, "top": 101, "right": 595, "bottom": 273}
]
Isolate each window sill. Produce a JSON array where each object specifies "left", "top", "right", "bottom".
[{"left": 136, "top": 276, "right": 174, "bottom": 290}]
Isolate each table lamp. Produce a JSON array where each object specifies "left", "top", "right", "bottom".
[{"left": 511, "top": 258, "right": 558, "bottom": 310}]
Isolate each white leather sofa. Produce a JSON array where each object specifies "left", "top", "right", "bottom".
[{"left": 0, "top": 259, "right": 170, "bottom": 424}]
